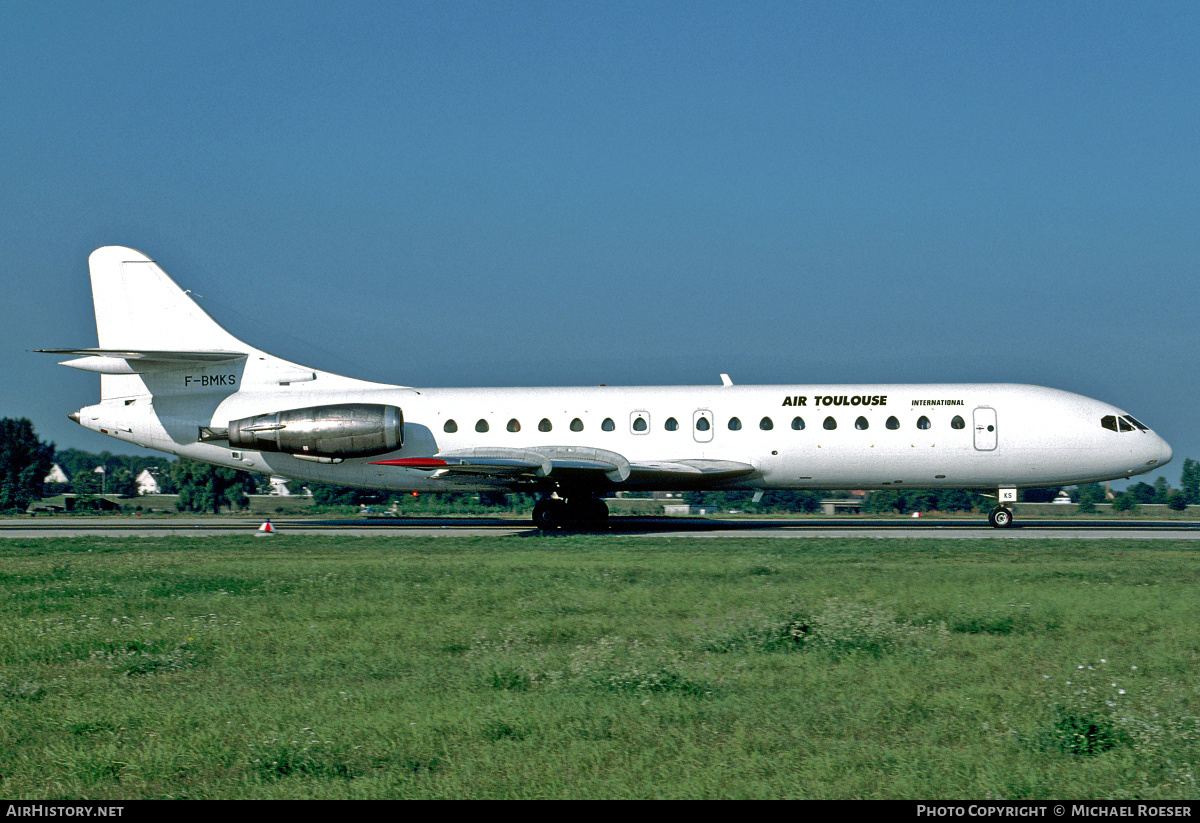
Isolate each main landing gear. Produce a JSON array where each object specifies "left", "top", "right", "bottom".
[{"left": 532, "top": 495, "right": 609, "bottom": 531}]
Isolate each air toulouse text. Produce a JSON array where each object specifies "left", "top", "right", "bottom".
[{"left": 782, "top": 395, "right": 887, "bottom": 407}]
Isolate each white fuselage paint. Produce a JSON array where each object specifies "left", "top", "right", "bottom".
[
  {"left": 72, "top": 380, "right": 1172, "bottom": 493},
  {"left": 57, "top": 246, "right": 1172, "bottom": 500}
]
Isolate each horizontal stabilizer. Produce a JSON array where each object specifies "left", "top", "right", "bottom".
[
  {"left": 37, "top": 348, "right": 246, "bottom": 362},
  {"left": 36, "top": 348, "right": 246, "bottom": 375}
]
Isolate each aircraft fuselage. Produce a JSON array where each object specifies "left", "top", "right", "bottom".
[
  {"left": 50, "top": 246, "right": 1173, "bottom": 529},
  {"left": 71, "top": 381, "right": 1171, "bottom": 493}
]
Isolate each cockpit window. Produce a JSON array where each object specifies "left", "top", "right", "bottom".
[{"left": 1103, "top": 414, "right": 1147, "bottom": 432}]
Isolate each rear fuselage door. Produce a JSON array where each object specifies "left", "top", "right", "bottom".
[
  {"left": 973, "top": 407, "right": 998, "bottom": 451},
  {"left": 693, "top": 409, "right": 714, "bottom": 443}
]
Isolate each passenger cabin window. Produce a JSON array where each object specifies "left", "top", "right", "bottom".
[
  {"left": 538, "top": 418, "right": 552, "bottom": 432},
  {"left": 476, "top": 419, "right": 489, "bottom": 433},
  {"left": 570, "top": 418, "right": 584, "bottom": 432},
  {"left": 855, "top": 416, "right": 868, "bottom": 430},
  {"left": 602, "top": 418, "right": 615, "bottom": 432},
  {"left": 951, "top": 415, "right": 965, "bottom": 429},
  {"left": 728, "top": 417, "right": 742, "bottom": 431},
  {"left": 696, "top": 417, "right": 711, "bottom": 432},
  {"left": 507, "top": 419, "right": 521, "bottom": 432},
  {"left": 760, "top": 417, "right": 773, "bottom": 431},
  {"left": 886, "top": 416, "right": 899, "bottom": 430},
  {"left": 1101, "top": 415, "right": 1119, "bottom": 432},
  {"left": 917, "top": 416, "right": 931, "bottom": 430},
  {"left": 791, "top": 417, "right": 805, "bottom": 430},
  {"left": 823, "top": 416, "right": 837, "bottom": 430},
  {"left": 444, "top": 420, "right": 457, "bottom": 433},
  {"left": 665, "top": 417, "right": 679, "bottom": 431},
  {"left": 633, "top": 417, "right": 648, "bottom": 432}
]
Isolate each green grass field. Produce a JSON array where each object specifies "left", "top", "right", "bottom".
[{"left": 1, "top": 535, "right": 1198, "bottom": 799}]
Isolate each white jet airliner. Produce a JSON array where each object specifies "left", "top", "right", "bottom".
[{"left": 41, "top": 246, "right": 1172, "bottom": 529}]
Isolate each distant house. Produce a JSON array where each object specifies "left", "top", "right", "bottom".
[
  {"left": 268, "top": 476, "right": 292, "bottom": 496},
  {"left": 44, "top": 464, "right": 70, "bottom": 485},
  {"left": 136, "top": 468, "right": 161, "bottom": 495},
  {"left": 664, "top": 504, "right": 713, "bottom": 515}
]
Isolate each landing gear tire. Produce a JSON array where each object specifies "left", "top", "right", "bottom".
[
  {"left": 534, "top": 496, "right": 609, "bottom": 531},
  {"left": 989, "top": 506, "right": 1014, "bottom": 528},
  {"left": 533, "top": 498, "right": 568, "bottom": 531},
  {"left": 571, "top": 496, "right": 609, "bottom": 526}
]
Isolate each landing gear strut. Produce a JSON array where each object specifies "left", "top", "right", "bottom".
[{"left": 533, "top": 495, "right": 609, "bottom": 531}]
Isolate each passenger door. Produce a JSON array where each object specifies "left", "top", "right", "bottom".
[
  {"left": 973, "top": 407, "right": 997, "bottom": 451},
  {"left": 693, "top": 409, "right": 714, "bottom": 443}
]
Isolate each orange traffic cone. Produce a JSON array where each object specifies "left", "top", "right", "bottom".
[{"left": 256, "top": 518, "right": 275, "bottom": 535}]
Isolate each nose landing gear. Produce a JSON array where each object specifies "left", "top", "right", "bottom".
[
  {"left": 986, "top": 487, "right": 1018, "bottom": 528},
  {"left": 988, "top": 505, "right": 1014, "bottom": 528}
]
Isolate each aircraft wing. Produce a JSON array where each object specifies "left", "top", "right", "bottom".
[
  {"left": 372, "top": 446, "right": 755, "bottom": 487},
  {"left": 624, "top": 459, "right": 758, "bottom": 484}
]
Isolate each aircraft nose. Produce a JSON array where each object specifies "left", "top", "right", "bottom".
[{"left": 1155, "top": 434, "right": 1173, "bottom": 468}]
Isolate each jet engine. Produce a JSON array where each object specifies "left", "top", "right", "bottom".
[{"left": 206, "top": 403, "right": 404, "bottom": 458}]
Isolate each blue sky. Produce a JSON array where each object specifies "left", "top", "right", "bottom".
[{"left": 3, "top": 2, "right": 1198, "bottom": 486}]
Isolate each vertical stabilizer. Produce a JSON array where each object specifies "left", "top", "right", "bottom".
[
  {"left": 89, "top": 246, "right": 247, "bottom": 352},
  {"left": 58, "top": 246, "right": 388, "bottom": 403},
  {"left": 87, "top": 247, "right": 251, "bottom": 400}
]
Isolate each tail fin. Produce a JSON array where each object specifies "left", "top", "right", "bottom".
[
  {"left": 43, "top": 246, "right": 387, "bottom": 403},
  {"left": 89, "top": 246, "right": 247, "bottom": 353}
]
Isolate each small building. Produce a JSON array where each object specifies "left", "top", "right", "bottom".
[
  {"left": 663, "top": 504, "right": 713, "bottom": 516},
  {"left": 136, "top": 468, "right": 161, "bottom": 495},
  {"left": 44, "top": 464, "right": 70, "bottom": 485},
  {"left": 819, "top": 499, "right": 864, "bottom": 515}
]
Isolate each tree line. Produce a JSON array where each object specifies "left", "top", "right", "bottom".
[
  {"left": 1, "top": 418, "right": 259, "bottom": 514},
  {"left": 2, "top": 416, "right": 1198, "bottom": 515}
]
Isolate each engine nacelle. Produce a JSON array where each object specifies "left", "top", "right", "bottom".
[{"left": 226, "top": 403, "right": 404, "bottom": 458}]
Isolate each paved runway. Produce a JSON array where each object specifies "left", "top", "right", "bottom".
[{"left": 5, "top": 515, "right": 1200, "bottom": 538}]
